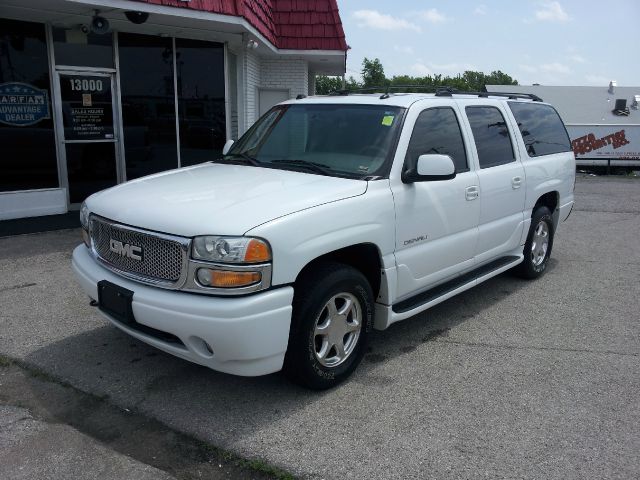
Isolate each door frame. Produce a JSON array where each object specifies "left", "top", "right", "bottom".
[
  {"left": 52, "top": 68, "right": 123, "bottom": 208},
  {"left": 257, "top": 87, "right": 290, "bottom": 117}
]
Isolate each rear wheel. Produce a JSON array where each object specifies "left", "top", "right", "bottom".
[
  {"left": 283, "top": 262, "right": 373, "bottom": 390},
  {"left": 515, "top": 206, "right": 554, "bottom": 279}
]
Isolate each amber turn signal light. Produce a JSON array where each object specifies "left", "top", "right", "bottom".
[
  {"left": 244, "top": 238, "right": 271, "bottom": 263},
  {"left": 196, "top": 268, "right": 261, "bottom": 288},
  {"left": 82, "top": 228, "right": 91, "bottom": 248}
]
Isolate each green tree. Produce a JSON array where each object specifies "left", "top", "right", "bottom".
[
  {"left": 314, "top": 75, "right": 360, "bottom": 95},
  {"left": 314, "top": 76, "right": 343, "bottom": 95},
  {"left": 315, "top": 59, "right": 518, "bottom": 95},
  {"left": 361, "top": 57, "right": 386, "bottom": 88}
]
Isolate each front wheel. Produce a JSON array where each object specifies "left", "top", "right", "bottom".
[
  {"left": 514, "top": 206, "right": 554, "bottom": 279},
  {"left": 283, "top": 262, "right": 374, "bottom": 390}
]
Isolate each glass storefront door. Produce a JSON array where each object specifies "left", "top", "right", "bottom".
[{"left": 57, "top": 71, "right": 119, "bottom": 204}]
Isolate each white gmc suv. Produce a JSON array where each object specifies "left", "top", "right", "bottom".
[{"left": 72, "top": 90, "right": 575, "bottom": 389}]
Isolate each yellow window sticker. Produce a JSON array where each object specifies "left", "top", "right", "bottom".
[{"left": 381, "top": 115, "right": 394, "bottom": 126}]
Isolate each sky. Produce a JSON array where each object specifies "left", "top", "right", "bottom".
[{"left": 338, "top": 0, "right": 640, "bottom": 87}]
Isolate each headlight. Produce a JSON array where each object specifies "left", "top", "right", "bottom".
[
  {"left": 80, "top": 201, "right": 90, "bottom": 247},
  {"left": 192, "top": 236, "right": 271, "bottom": 264}
]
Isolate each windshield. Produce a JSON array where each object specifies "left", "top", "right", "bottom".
[{"left": 224, "top": 104, "right": 405, "bottom": 178}]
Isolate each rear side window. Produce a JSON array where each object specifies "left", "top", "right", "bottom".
[
  {"left": 405, "top": 107, "right": 468, "bottom": 173},
  {"left": 465, "top": 106, "right": 515, "bottom": 169},
  {"left": 508, "top": 102, "right": 571, "bottom": 157}
]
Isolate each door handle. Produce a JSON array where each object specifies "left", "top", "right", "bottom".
[
  {"left": 465, "top": 185, "right": 479, "bottom": 201},
  {"left": 511, "top": 176, "right": 523, "bottom": 189}
]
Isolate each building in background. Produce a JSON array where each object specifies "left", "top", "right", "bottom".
[
  {"left": 487, "top": 84, "right": 640, "bottom": 168},
  {"left": 0, "top": 0, "right": 347, "bottom": 220}
]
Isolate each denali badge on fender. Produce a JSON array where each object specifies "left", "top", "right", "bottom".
[{"left": 109, "top": 239, "right": 143, "bottom": 261}]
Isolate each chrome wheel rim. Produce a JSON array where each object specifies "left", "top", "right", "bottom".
[
  {"left": 313, "top": 293, "right": 362, "bottom": 368},
  {"left": 531, "top": 220, "right": 549, "bottom": 266}
]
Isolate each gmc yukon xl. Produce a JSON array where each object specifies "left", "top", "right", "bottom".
[{"left": 72, "top": 90, "right": 575, "bottom": 389}]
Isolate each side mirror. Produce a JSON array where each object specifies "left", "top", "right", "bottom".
[
  {"left": 402, "top": 154, "right": 456, "bottom": 183},
  {"left": 222, "top": 139, "right": 235, "bottom": 155}
]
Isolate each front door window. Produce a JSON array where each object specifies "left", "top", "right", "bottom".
[{"left": 58, "top": 72, "right": 118, "bottom": 203}]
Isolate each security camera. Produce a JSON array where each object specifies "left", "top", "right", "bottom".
[
  {"left": 125, "top": 11, "right": 150, "bottom": 24},
  {"left": 91, "top": 14, "right": 110, "bottom": 35}
]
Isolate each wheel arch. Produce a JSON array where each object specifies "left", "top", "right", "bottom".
[
  {"left": 294, "top": 243, "right": 384, "bottom": 301},
  {"left": 533, "top": 190, "right": 560, "bottom": 229}
]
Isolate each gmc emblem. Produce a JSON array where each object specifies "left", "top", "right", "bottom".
[{"left": 109, "top": 239, "right": 143, "bottom": 261}]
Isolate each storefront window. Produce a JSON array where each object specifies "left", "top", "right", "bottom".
[
  {"left": 52, "top": 28, "right": 113, "bottom": 68},
  {"left": 0, "top": 19, "right": 58, "bottom": 192},
  {"left": 176, "top": 38, "right": 226, "bottom": 167},
  {"left": 119, "top": 33, "right": 178, "bottom": 180}
]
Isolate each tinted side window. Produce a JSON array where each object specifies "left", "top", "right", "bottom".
[
  {"left": 465, "top": 106, "right": 515, "bottom": 169},
  {"left": 405, "top": 108, "right": 468, "bottom": 173},
  {"left": 508, "top": 102, "right": 571, "bottom": 157}
]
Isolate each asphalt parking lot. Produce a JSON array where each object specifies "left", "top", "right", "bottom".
[{"left": 1, "top": 175, "right": 639, "bottom": 479}]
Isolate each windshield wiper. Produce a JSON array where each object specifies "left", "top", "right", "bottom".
[
  {"left": 222, "top": 152, "right": 263, "bottom": 167},
  {"left": 271, "top": 159, "right": 333, "bottom": 176}
]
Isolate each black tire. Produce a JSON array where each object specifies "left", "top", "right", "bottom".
[
  {"left": 283, "top": 262, "right": 374, "bottom": 390},
  {"left": 514, "top": 206, "right": 554, "bottom": 279}
]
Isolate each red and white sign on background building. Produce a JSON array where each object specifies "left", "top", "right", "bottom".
[{"left": 568, "top": 126, "right": 640, "bottom": 160}]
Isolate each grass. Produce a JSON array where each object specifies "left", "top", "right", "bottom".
[
  {"left": 0, "top": 354, "right": 15, "bottom": 367},
  {"left": 198, "top": 441, "right": 296, "bottom": 480}
]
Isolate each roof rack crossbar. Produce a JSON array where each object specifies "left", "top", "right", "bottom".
[
  {"left": 436, "top": 87, "right": 543, "bottom": 102},
  {"left": 329, "top": 85, "right": 440, "bottom": 95}
]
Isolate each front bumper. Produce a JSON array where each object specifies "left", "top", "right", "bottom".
[{"left": 72, "top": 245, "right": 293, "bottom": 376}]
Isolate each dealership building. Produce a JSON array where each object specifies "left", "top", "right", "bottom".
[{"left": 0, "top": 0, "right": 347, "bottom": 220}]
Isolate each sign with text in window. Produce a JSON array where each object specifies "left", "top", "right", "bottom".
[
  {"left": 60, "top": 74, "right": 114, "bottom": 141},
  {"left": 0, "top": 82, "right": 51, "bottom": 126}
]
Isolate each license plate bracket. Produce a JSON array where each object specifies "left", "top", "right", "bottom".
[{"left": 98, "top": 280, "right": 135, "bottom": 325}]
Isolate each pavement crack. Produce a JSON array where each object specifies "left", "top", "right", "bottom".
[
  {"left": 0, "top": 282, "right": 37, "bottom": 293},
  {"left": 434, "top": 339, "right": 639, "bottom": 358}
]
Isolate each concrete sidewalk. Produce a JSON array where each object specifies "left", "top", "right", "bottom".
[
  {"left": 1, "top": 404, "right": 175, "bottom": 480},
  {"left": 0, "top": 360, "right": 286, "bottom": 480}
]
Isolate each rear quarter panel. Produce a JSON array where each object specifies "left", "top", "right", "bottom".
[{"left": 504, "top": 102, "right": 575, "bottom": 230}]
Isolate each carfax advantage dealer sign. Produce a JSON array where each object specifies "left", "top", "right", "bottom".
[
  {"left": 0, "top": 82, "right": 51, "bottom": 126},
  {"left": 568, "top": 125, "right": 640, "bottom": 160}
]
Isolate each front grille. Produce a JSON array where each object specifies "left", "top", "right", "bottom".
[{"left": 90, "top": 216, "right": 186, "bottom": 284}]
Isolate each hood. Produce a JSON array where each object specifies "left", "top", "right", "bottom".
[{"left": 87, "top": 163, "right": 367, "bottom": 237}]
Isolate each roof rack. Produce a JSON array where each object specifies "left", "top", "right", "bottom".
[
  {"left": 435, "top": 86, "right": 543, "bottom": 102},
  {"left": 329, "top": 86, "right": 388, "bottom": 96},
  {"left": 329, "top": 85, "right": 438, "bottom": 97},
  {"left": 328, "top": 85, "right": 543, "bottom": 102}
]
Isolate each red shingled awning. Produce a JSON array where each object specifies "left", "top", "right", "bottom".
[{"left": 132, "top": 0, "right": 347, "bottom": 51}]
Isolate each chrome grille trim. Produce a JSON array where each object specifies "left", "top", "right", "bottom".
[{"left": 88, "top": 215, "right": 190, "bottom": 289}]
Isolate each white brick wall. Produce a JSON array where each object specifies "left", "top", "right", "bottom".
[
  {"left": 244, "top": 49, "right": 261, "bottom": 127},
  {"left": 237, "top": 53, "right": 310, "bottom": 132},
  {"left": 260, "top": 59, "right": 309, "bottom": 100}
]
